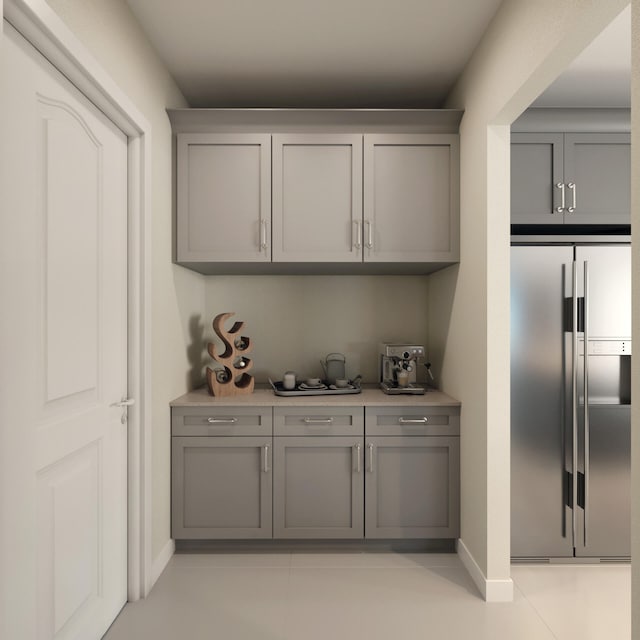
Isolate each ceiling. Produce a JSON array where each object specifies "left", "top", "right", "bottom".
[{"left": 125, "top": 0, "right": 630, "bottom": 109}]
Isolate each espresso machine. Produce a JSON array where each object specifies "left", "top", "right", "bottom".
[{"left": 379, "top": 343, "right": 429, "bottom": 395}]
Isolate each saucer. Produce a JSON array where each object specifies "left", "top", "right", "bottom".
[{"left": 299, "top": 383, "right": 327, "bottom": 390}]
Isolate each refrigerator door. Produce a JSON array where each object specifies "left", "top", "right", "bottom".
[
  {"left": 575, "top": 245, "right": 631, "bottom": 558},
  {"left": 576, "top": 404, "right": 631, "bottom": 557},
  {"left": 511, "top": 246, "right": 573, "bottom": 558}
]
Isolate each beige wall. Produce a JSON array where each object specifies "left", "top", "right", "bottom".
[
  {"left": 203, "top": 275, "right": 431, "bottom": 386},
  {"left": 631, "top": 3, "right": 639, "bottom": 638},
  {"left": 433, "top": 0, "right": 629, "bottom": 591},
  {"left": 45, "top": 0, "right": 206, "bottom": 562}
]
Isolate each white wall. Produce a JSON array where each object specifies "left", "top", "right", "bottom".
[
  {"left": 431, "top": 0, "right": 629, "bottom": 599},
  {"left": 45, "top": 0, "right": 206, "bottom": 562},
  {"left": 203, "top": 275, "right": 431, "bottom": 385}
]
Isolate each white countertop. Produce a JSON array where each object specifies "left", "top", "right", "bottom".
[{"left": 170, "top": 385, "right": 460, "bottom": 408}]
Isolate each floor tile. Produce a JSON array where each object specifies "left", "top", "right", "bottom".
[{"left": 511, "top": 564, "right": 631, "bottom": 640}]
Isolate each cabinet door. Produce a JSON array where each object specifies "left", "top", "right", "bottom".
[
  {"left": 363, "top": 134, "right": 459, "bottom": 262},
  {"left": 172, "top": 436, "right": 272, "bottom": 539},
  {"left": 273, "top": 436, "right": 364, "bottom": 538},
  {"left": 563, "top": 133, "right": 630, "bottom": 225},
  {"left": 272, "top": 134, "right": 363, "bottom": 262},
  {"left": 176, "top": 133, "right": 271, "bottom": 262},
  {"left": 365, "top": 436, "right": 459, "bottom": 538},
  {"left": 511, "top": 133, "right": 564, "bottom": 225}
]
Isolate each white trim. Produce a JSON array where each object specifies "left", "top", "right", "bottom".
[
  {"left": 457, "top": 539, "right": 514, "bottom": 602},
  {"left": 150, "top": 539, "right": 175, "bottom": 588},
  {"left": 3, "top": 0, "right": 153, "bottom": 601}
]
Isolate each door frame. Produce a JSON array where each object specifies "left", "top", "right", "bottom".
[{"left": 3, "top": 0, "right": 153, "bottom": 600}]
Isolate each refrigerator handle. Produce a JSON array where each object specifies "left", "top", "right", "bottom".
[
  {"left": 583, "top": 261, "right": 589, "bottom": 546},
  {"left": 571, "top": 260, "right": 579, "bottom": 549}
]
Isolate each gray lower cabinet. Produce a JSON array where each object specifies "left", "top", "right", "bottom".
[
  {"left": 273, "top": 436, "right": 364, "bottom": 538},
  {"left": 273, "top": 406, "right": 365, "bottom": 538},
  {"left": 511, "top": 132, "right": 630, "bottom": 226},
  {"left": 171, "top": 406, "right": 273, "bottom": 539},
  {"left": 364, "top": 406, "right": 460, "bottom": 539},
  {"left": 364, "top": 436, "right": 460, "bottom": 539}
]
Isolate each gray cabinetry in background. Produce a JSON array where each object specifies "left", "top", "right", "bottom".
[
  {"left": 511, "top": 132, "right": 630, "bottom": 226},
  {"left": 171, "top": 406, "right": 273, "bottom": 539},
  {"left": 364, "top": 407, "right": 460, "bottom": 539}
]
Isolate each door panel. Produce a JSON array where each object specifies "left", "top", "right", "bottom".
[
  {"left": 1, "top": 22, "right": 128, "bottom": 640},
  {"left": 564, "top": 134, "right": 630, "bottom": 225},
  {"left": 510, "top": 246, "right": 573, "bottom": 558},
  {"left": 576, "top": 245, "right": 631, "bottom": 338},
  {"left": 576, "top": 405, "right": 630, "bottom": 557},
  {"left": 272, "top": 134, "right": 363, "bottom": 262}
]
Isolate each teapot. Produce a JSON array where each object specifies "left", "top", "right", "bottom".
[{"left": 320, "top": 352, "right": 346, "bottom": 385}]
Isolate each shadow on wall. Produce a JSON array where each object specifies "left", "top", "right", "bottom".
[
  {"left": 428, "top": 263, "right": 460, "bottom": 387},
  {"left": 186, "top": 314, "right": 207, "bottom": 390}
]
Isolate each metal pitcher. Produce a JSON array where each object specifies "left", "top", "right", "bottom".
[{"left": 320, "top": 352, "right": 346, "bottom": 385}]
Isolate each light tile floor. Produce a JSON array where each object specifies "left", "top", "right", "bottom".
[{"left": 103, "top": 553, "right": 631, "bottom": 640}]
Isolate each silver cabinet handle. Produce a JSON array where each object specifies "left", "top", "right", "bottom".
[
  {"left": 555, "top": 183, "right": 565, "bottom": 213},
  {"left": 207, "top": 417, "right": 238, "bottom": 424},
  {"left": 354, "top": 443, "right": 361, "bottom": 473},
  {"left": 263, "top": 444, "right": 270, "bottom": 473},
  {"left": 567, "top": 182, "right": 576, "bottom": 213},
  {"left": 260, "top": 219, "right": 269, "bottom": 250},
  {"left": 353, "top": 220, "right": 362, "bottom": 250},
  {"left": 398, "top": 417, "right": 429, "bottom": 425},
  {"left": 303, "top": 417, "right": 334, "bottom": 424},
  {"left": 367, "top": 443, "right": 374, "bottom": 472},
  {"left": 364, "top": 220, "right": 373, "bottom": 249},
  {"left": 583, "top": 260, "right": 589, "bottom": 546}
]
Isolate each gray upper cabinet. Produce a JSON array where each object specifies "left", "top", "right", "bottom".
[
  {"left": 272, "top": 134, "right": 363, "bottom": 262},
  {"left": 176, "top": 133, "right": 271, "bottom": 262},
  {"left": 511, "top": 132, "right": 630, "bottom": 226},
  {"left": 364, "top": 134, "right": 460, "bottom": 262}
]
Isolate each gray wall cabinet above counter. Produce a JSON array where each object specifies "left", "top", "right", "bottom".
[{"left": 169, "top": 109, "right": 462, "bottom": 275}]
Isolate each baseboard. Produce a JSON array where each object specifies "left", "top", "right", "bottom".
[
  {"left": 457, "top": 539, "right": 514, "bottom": 602},
  {"left": 150, "top": 539, "right": 175, "bottom": 590}
]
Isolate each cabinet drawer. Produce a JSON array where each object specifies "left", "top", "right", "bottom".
[
  {"left": 365, "top": 406, "right": 459, "bottom": 436},
  {"left": 274, "top": 406, "right": 364, "bottom": 436},
  {"left": 171, "top": 406, "right": 273, "bottom": 436}
]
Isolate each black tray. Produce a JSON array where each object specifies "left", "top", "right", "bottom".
[{"left": 269, "top": 380, "right": 362, "bottom": 397}]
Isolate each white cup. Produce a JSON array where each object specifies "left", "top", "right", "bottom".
[
  {"left": 335, "top": 378, "right": 349, "bottom": 388},
  {"left": 306, "top": 377, "right": 322, "bottom": 387},
  {"left": 283, "top": 371, "right": 297, "bottom": 390},
  {"left": 396, "top": 371, "right": 410, "bottom": 387}
]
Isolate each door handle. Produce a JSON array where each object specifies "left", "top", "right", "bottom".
[
  {"left": 364, "top": 220, "right": 373, "bottom": 249},
  {"left": 567, "top": 182, "right": 576, "bottom": 213},
  {"left": 555, "top": 182, "right": 565, "bottom": 214},
  {"left": 353, "top": 443, "right": 361, "bottom": 473},
  {"left": 207, "top": 417, "right": 238, "bottom": 424},
  {"left": 571, "top": 260, "right": 578, "bottom": 548},
  {"left": 263, "top": 444, "right": 270, "bottom": 473},
  {"left": 398, "top": 417, "right": 429, "bottom": 425},
  {"left": 367, "top": 443, "right": 374, "bottom": 472},
  {"left": 260, "top": 219, "right": 269, "bottom": 250},
  {"left": 353, "top": 220, "right": 362, "bottom": 250},
  {"left": 111, "top": 398, "right": 134, "bottom": 424},
  {"left": 582, "top": 260, "right": 589, "bottom": 546}
]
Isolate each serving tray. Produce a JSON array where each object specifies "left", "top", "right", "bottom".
[{"left": 269, "top": 380, "right": 362, "bottom": 397}]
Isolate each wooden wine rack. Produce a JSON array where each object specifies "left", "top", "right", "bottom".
[{"left": 206, "top": 312, "right": 255, "bottom": 397}]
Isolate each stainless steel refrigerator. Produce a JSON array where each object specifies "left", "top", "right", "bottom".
[{"left": 511, "top": 243, "right": 631, "bottom": 560}]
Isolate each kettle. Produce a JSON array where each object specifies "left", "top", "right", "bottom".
[{"left": 320, "top": 352, "right": 346, "bottom": 385}]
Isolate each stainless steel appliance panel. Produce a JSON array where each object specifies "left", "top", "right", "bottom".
[
  {"left": 511, "top": 245, "right": 573, "bottom": 558},
  {"left": 576, "top": 404, "right": 631, "bottom": 557},
  {"left": 576, "top": 245, "right": 631, "bottom": 338}
]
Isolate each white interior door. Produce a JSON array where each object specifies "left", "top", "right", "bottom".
[{"left": 1, "top": 21, "right": 128, "bottom": 640}]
